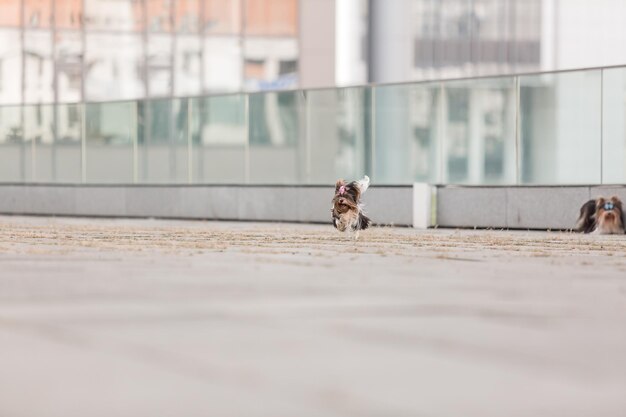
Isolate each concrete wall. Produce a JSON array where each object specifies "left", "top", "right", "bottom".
[
  {"left": 437, "top": 185, "right": 626, "bottom": 230},
  {"left": 0, "top": 184, "right": 412, "bottom": 226},
  {"left": 2, "top": 184, "right": 625, "bottom": 230}
]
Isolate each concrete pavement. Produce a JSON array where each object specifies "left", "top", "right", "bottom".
[{"left": 1, "top": 216, "right": 625, "bottom": 417}]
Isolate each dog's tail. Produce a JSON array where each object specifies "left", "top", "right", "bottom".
[
  {"left": 356, "top": 175, "right": 370, "bottom": 194},
  {"left": 357, "top": 212, "right": 372, "bottom": 230},
  {"left": 575, "top": 199, "right": 596, "bottom": 233}
]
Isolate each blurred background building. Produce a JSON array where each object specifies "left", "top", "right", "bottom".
[
  {"left": 2, "top": 0, "right": 626, "bottom": 104},
  {"left": 1, "top": 0, "right": 625, "bottom": 185}
]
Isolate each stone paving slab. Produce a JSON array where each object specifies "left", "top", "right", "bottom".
[{"left": 0, "top": 216, "right": 625, "bottom": 417}]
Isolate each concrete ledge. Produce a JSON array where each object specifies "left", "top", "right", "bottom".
[
  {"left": 0, "top": 184, "right": 413, "bottom": 226},
  {"left": 437, "top": 185, "right": 626, "bottom": 230},
  {"left": 2, "top": 184, "right": 625, "bottom": 230}
]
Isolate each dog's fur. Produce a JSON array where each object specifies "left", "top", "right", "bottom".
[
  {"left": 575, "top": 196, "right": 625, "bottom": 234},
  {"left": 332, "top": 175, "right": 371, "bottom": 237}
]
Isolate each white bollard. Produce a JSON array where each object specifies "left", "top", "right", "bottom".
[{"left": 413, "top": 183, "right": 436, "bottom": 229}]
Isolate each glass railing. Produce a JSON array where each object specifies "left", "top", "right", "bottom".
[{"left": 2, "top": 65, "right": 626, "bottom": 185}]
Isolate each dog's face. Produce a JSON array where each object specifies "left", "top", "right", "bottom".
[
  {"left": 595, "top": 196, "right": 624, "bottom": 234},
  {"left": 332, "top": 179, "right": 361, "bottom": 232},
  {"left": 332, "top": 179, "right": 360, "bottom": 213}
]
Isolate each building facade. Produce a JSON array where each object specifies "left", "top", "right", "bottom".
[
  {"left": 0, "top": 0, "right": 299, "bottom": 106},
  {"left": 1, "top": 0, "right": 625, "bottom": 186}
]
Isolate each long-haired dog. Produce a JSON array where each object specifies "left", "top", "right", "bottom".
[
  {"left": 576, "top": 196, "right": 625, "bottom": 234},
  {"left": 332, "top": 175, "right": 372, "bottom": 239}
]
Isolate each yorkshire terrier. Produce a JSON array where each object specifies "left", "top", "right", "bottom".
[
  {"left": 332, "top": 175, "right": 372, "bottom": 239},
  {"left": 575, "top": 196, "right": 625, "bottom": 234}
]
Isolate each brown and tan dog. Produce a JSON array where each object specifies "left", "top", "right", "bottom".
[
  {"left": 331, "top": 175, "right": 371, "bottom": 238},
  {"left": 576, "top": 196, "right": 625, "bottom": 234}
]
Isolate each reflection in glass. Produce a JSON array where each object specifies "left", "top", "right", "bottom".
[
  {"left": 24, "top": 103, "right": 81, "bottom": 182},
  {"left": 85, "top": 33, "right": 144, "bottom": 101},
  {"left": 139, "top": 99, "right": 188, "bottom": 183},
  {"left": 601, "top": 68, "right": 626, "bottom": 184},
  {"left": 192, "top": 95, "right": 246, "bottom": 183},
  {"left": 442, "top": 78, "right": 516, "bottom": 184},
  {"left": 374, "top": 83, "right": 440, "bottom": 184},
  {"left": 520, "top": 71, "right": 602, "bottom": 184},
  {"left": 307, "top": 87, "right": 370, "bottom": 184},
  {"left": 249, "top": 91, "right": 303, "bottom": 183},
  {"left": 24, "top": 104, "right": 52, "bottom": 181},
  {"left": 86, "top": 101, "right": 134, "bottom": 183},
  {"left": 23, "top": 104, "right": 53, "bottom": 145},
  {"left": 0, "top": 105, "right": 27, "bottom": 182}
]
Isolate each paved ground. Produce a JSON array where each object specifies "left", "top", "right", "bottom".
[{"left": 0, "top": 215, "right": 625, "bottom": 417}]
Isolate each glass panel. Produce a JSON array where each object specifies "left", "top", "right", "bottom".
[
  {"left": 139, "top": 98, "right": 188, "bottom": 183},
  {"left": 56, "top": 0, "right": 83, "bottom": 30},
  {"left": 244, "top": 37, "right": 298, "bottom": 91},
  {"left": 24, "top": 31, "right": 54, "bottom": 104},
  {"left": 85, "top": 101, "right": 134, "bottom": 183},
  {"left": 520, "top": 70, "right": 602, "bottom": 184},
  {"left": 602, "top": 68, "right": 626, "bottom": 184},
  {"left": 373, "top": 83, "right": 440, "bottom": 184},
  {"left": 23, "top": 104, "right": 51, "bottom": 182},
  {"left": 25, "top": 0, "right": 52, "bottom": 28},
  {"left": 85, "top": 0, "right": 142, "bottom": 32},
  {"left": 147, "top": 34, "right": 172, "bottom": 97},
  {"left": 307, "top": 87, "right": 370, "bottom": 184},
  {"left": 249, "top": 90, "right": 303, "bottom": 184},
  {"left": 175, "top": 0, "right": 199, "bottom": 33},
  {"left": 0, "top": 1, "right": 20, "bottom": 27},
  {"left": 56, "top": 31, "right": 82, "bottom": 102},
  {"left": 0, "top": 30, "right": 22, "bottom": 104},
  {"left": 27, "top": 103, "right": 81, "bottom": 183},
  {"left": 245, "top": 0, "right": 298, "bottom": 36},
  {"left": 372, "top": 84, "right": 439, "bottom": 184},
  {"left": 204, "top": 36, "right": 242, "bottom": 93},
  {"left": 442, "top": 77, "right": 516, "bottom": 184},
  {"left": 192, "top": 95, "right": 246, "bottom": 183},
  {"left": 175, "top": 35, "right": 201, "bottom": 96},
  {"left": 53, "top": 103, "right": 82, "bottom": 182},
  {"left": 203, "top": 0, "right": 240, "bottom": 34},
  {"left": 147, "top": 0, "right": 172, "bottom": 32},
  {"left": 85, "top": 33, "right": 144, "bottom": 101},
  {"left": 0, "top": 105, "right": 28, "bottom": 182}
]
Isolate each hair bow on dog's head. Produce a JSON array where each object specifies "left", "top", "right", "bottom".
[
  {"left": 337, "top": 185, "right": 346, "bottom": 196},
  {"left": 604, "top": 201, "right": 615, "bottom": 211}
]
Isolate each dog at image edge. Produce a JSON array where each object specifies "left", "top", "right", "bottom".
[
  {"left": 575, "top": 196, "right": 625, "bottom": 234},
  {"left": 332, "top": 175, "right": 372, "bottom": 238}
]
